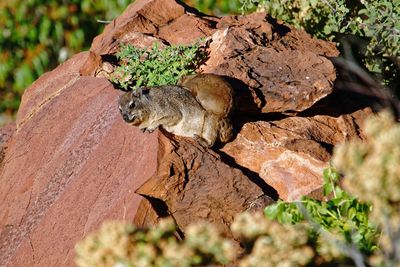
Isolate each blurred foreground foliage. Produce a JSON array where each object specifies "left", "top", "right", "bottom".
[{"left": 76, "top": 218, "right": 235, "bottom": 267}]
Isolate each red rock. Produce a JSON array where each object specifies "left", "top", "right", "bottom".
[
  {"left": 136, "top": 134, "right": 274, "bottom": 235},
  {"left": 222, "top": 109, "right": 372, "bottom": 201},
  {"left": 0, "top": 53, "right": 159, "bottom": 266},
  {"left": 0, "top": 122, "right": 15, "bottom": 171},
  {"left": 157, "top": 14, "right": 217, "bottom": 45},
  {"left": 90, "top": 0, "right": 187, "bottom": 56},
  {"left": 202, "top": 13, "right": 339, "bottom": 113}
]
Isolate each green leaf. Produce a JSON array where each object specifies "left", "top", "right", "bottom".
[
  {"left": 323, "top": 183, "right": 333, "bottom": 196},
  {"left": 264, "top": 202, "right": 283, "bottom": 219}
]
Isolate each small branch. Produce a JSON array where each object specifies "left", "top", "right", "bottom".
[{"left": 97, "top": 19, "right": 112, "bottom": 24}]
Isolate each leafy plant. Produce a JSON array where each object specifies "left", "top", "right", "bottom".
[
  {"left": 183, "top": 0, "right": 243, "bottom": 15},
  {"left": 240, "top": 0, "right": 351, "bottom": 38},
  {"left": 346, "top": 1, "right": 399, "bottom": 86},
  {"left": 110, "top": 42, "right": 206, "bottom": 90},
  {"left": 0, "top": 0, "right": 131, "bottom": 115},
  {"left": 264, "top": 167, "right": 378, "bottom": 254}
]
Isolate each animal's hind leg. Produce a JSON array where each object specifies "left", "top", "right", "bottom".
[
  {"left": 218, "top": 118, "right": 233, "bottom": 143},
  {"left": 199, "top": 113, "right": 219, "bottom": 147}
]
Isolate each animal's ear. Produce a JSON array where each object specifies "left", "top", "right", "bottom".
[
  {"left": 141, "top": 88, "right": 150, "bottom": 95},
  {"left": 134, "top": 87, "right": 150, "bottom": 96},
  {"left": 132, "top": 88, "right": 141, "bottom": 97},
  {"left": 178, "top": 74, "right": 196, "bottom": 86},
  {"left": 140, "top": 88, "right": 151, "bottom": 100}
]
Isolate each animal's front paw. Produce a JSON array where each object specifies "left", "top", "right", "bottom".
[{"left": 141, "top": 127, "right": 157, "bottom": 133}]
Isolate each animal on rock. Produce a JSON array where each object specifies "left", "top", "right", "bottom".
[{"left": 118, "top": 74, "right": 234, "bottom": 147}]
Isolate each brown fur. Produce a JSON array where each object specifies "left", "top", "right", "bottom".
[{"left": 178, "top": 73, "right": 235, "bottom": 143}]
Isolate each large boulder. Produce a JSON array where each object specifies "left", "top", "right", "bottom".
[
  {"left": 0, "top": 0, "right": 373, "bottom": 266},
  {"left": 0, "top": 52, "right": 159, "bottom": 266}
]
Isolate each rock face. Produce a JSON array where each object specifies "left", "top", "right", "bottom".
[
  {"left": 0, "top": 0, "right": 375, "bottom": 266},
  {"left": 0, "top": 53, "right": 159, "bottom": 266},
  {"left": 222, "top": 109, "right": 371, "bottom": 200},
  {"left": 135, "top": 135, "right": 274, "bottom": 235},
  {"left": 0, "top": 122, "right": 15, "bottom": 172}
]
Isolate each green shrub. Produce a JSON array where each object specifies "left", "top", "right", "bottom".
[
  {"left": 0, "top": 0, "right": 131, "bottom": 114},
  {"left": 183, "top": 0, "right": 243, "bottom": 15},
  {"left": 264, "top": 167, "right": 378, "bottom": 255},
  {"left": 110, "top": 42, "right": 206, "bottom": 90}
]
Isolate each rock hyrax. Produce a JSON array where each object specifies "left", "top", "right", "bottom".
[{"left": 119, "top": 80, "right": 234, "bottom": 147}]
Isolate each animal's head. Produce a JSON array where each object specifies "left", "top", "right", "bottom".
[{"left": 118, "top": 87, "right": 151, "bottom": 125}]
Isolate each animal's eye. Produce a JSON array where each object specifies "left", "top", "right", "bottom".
[{"left": 129, "top": 101, "right": 135, "bottom": 109}]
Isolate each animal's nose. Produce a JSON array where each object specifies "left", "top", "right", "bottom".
[{"left": 122, "top": 114, "right": 130, "bottom": 121}]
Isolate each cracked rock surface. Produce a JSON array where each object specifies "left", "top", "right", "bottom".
[{"left": 0, "top": 0, "right": 375, "bottom": 266}]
